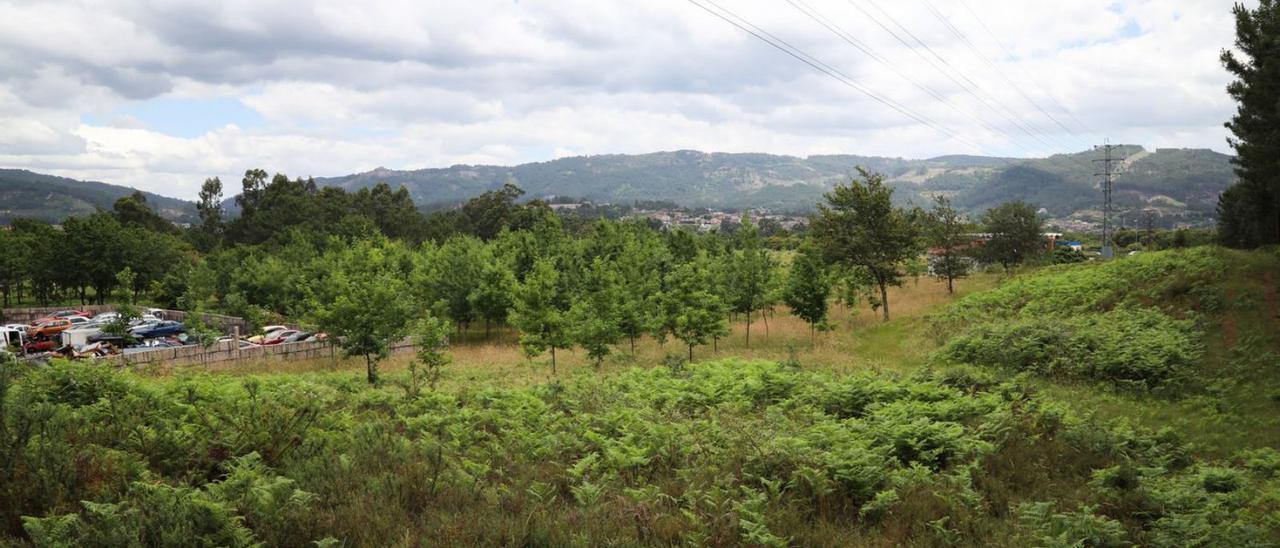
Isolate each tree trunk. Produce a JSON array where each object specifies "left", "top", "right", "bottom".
[
  {"left": 365, "top": 355, "right": 377, "bottom": 385},
  {"left": 550, "top": 346, "right": 557, "bottom": 375},
  {"left": 763, "top": 309, "right": 769, "bottom": 338},
  {"left": 878, "top": 278, "right": 890, "bottom": 322},
  {"left": 947, "top": 275, "right": 954, "bottom": 295},
  {"left": 629, "top": 334, "right": 636, "bottom": 355},
  {"left": 745, "top": 311, "right": 751, "bottom": 348},
  {"left": 688, "top": 344, "right": 693, "bottom": 363}
]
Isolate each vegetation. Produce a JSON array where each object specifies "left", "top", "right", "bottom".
[
  {"left": 5, "top": 253, "right": 1280, "bottom": 547},
  {"left": 810, "top": 168, "right": 921, "bottom": 321},
  {"left": 1218, "top": 0, "right": 1280, "bottom": 248},
  {"left": 4, "top": 155, "right": 1277, "bottom": 546}
]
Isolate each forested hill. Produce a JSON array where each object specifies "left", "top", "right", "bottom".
[
  {"left": 4, "top": 146, "right": 1234, "bottom": 226},
  {"left": 0, "top": 169, "right": 197, "bottom": 224},
  {"left": 319, "top": 146, "right": 1235, "bottom": 223}
]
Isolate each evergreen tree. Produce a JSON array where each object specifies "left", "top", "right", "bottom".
[
  {"left": 924, "top": 196, "right": 972, "bottom": 294},
  {"left": 810, "top": 169, "right": 921, "bottom": 321},
  {"left": 0, "top": 230, "right": 25, "bottom": 308},
  {"left": 1219, "top": 0, "right": 1280, "bottom": 247},
  {"left": 510, "top": 257, "right": 572, "bottom": 373},
  {"left": 783, "top": 244, "right": 831, "bottom": 343},
  {"left": 194, "top": 177, "right": 225, "bottom": 251}
]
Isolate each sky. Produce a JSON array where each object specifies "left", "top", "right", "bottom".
[{"left": 0, "top": 0, "right": 1250, "bottom": 200}]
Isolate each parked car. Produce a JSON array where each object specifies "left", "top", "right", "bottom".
[
  {"left": 282, "top": 331, "right": 314, "bottom": 344},
  {"left": 66, "top": 316, "right": 92, "bottom": 326},
  {"left": 28, "top": 319, "right": 75, "bottom": 338},
  {"left": 92, "top": 311, "right": 121, "bottom": 322},
  {"left": 262, "top": 330, "right": 301, "bottom": 345},
  {"left": 131, "top": 321, "right": 185, "bottom": 339},
  {"left": 248, "top": 326, "right": 291, "bottom": 344},
  {"left": 139, "top": 337, "right": 185, "bottom": 348},
  {"left": 33, "top": 310, "right": 88, "bottom": 324},
  {"left": 23, "top": 339, "right": 59, "bottom": 353},
  {"left": 129, "top": 316, "right": 162, "bottom": 328}
]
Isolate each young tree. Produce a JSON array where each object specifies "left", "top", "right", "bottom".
[
  {"left": 925, "top": 196, "right": 972, "bottom": 294},
  {"left": 410, "top": 314, "right": 452, "bottom": 392},
  {"left": 783, "top": 244, "right": 831, "bottom": 343},
  {"left": 810, "top": 168, "right": 921, "bottom": 321},
  {"left": 980, "top": 201, "right": 1045, "bottom": 271},
  {"left": 468, "top": 259, "right": 515, "bottom": 337},
  {"left": 313, "top": 241, "right": 415, "bottom": 384},
  {"left": 424, "top": 236, "right": 485, "bottom": 334},
  {"left": 567, "top": 258, "right": 623, "bottom": 368},
  {"left": 615, "top": 237, "right": 663, "bottom": 354},
  {"left": 660, "top": 258, "right": 729, "bottom": 362},
  {"left": 509, "top": 257, "right": 572, "bottom": 373},
  {"left": 727, "top": 215, "right": 776, "bottom": 347},
  {"left": 1218, "top": 0, "right": 1280, "bottom": 248}
]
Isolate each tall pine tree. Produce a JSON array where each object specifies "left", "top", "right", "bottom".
[{"left": 1219, "top": 0, "right": 1280, "bottom": 248}]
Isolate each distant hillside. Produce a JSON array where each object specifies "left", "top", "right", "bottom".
[
  {"left": 0, "top": 169, "right": 197, "bottom": 224},
  {"left": 318, "top": 147, "right": 1235, "bottom": 226},
  {"left": 4, "top": 146, "right": 1235, "bottom": 228}
]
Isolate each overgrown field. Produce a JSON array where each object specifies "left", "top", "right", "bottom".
[{"left": 3, "top": 247, "right": 1280, "bottom": 546}]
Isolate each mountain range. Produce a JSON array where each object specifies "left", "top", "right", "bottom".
[
  {"left": 0, "top": 169, "right": 197, "bottom": 225},
  {"left": 1, "top": 145, "right": 1236, "bottom": 228}
]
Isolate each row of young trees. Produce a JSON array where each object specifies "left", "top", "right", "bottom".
[
  {"left": 3, "top": 164, "right": 1048, "bottom": 383},
  {"left": 175, "top": 169, "right": 1045, "bottom": 383}
]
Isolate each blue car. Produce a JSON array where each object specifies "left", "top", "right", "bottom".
[{"left": 131, "top": 321, "right": 185, "bottom": 339}]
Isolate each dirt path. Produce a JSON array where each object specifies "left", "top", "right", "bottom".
[
  {"left": 1265, "top": 270, "right": 1278, "bottom": 328},
  {"left": 1224, "top": 286, "right": 1239, "bottom": 349}
]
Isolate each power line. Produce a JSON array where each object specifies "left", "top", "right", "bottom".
[
  {"left": 955, "top": 0, "right": 1100, "bottom": 140},
  {"left": 684, "top": 0, "right": 990, "bottom": 154},
  {"left": 782, "top": 0, "right": 1043, "bottom": 156},
  {"left": 847, "top": 0, "right": 1065, "bottom": 152},
  {"left": 918, "top": 0, "right": 1088, "bottom": 151}
]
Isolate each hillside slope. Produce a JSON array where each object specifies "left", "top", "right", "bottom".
[
  {"left": 0, "top": 169, "right": 196, "bottom": 224},
  {"left": 319, "top": 146, "right": 1234, "bottom": 225}
]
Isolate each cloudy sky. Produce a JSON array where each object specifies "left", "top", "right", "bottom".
[{"left": 0, "top": 0, "right": 1248, "bottom": 200}]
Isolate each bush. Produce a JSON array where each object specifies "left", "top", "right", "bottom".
[{"left": 941, "top": 308, "right": 1201, "bottom": 390}]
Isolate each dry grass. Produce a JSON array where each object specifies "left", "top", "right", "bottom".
[{"left": 149, "top": 273, "right": 1000, "bottom": 388}]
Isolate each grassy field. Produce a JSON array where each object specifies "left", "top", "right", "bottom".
[{"left": 194, "top": 273, "right": 1000, "bottom": 387}]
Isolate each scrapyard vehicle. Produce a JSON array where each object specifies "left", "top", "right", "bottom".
[
  {"left": 28, "top": 319, "right": 75, "bottom": 338},
  {"left": 131, "top": 321, "right": 185, "bottom": 339},
  {"left": 262, "top": 330, "right": 301, "bottom": 345}
]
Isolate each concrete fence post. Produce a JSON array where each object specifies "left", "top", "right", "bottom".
[{"left": 233, "top": 326, "right": 241, "bottom": 361}]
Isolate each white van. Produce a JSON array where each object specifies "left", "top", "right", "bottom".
[{"left": 2, "top": 326, "right": 25, "bottom": 351}]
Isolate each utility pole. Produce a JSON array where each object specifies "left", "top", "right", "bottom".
[{"left": 1094, "top": 141, "right": 1117, "bottom": 259}]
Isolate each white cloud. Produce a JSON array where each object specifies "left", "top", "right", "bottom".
[{"left": 0, "top": 0, "right": 1250, "bottom": 199}]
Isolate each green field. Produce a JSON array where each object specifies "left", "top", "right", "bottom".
[{"left": 3, "top": 247, "right": 1279, "bottom": 547}]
